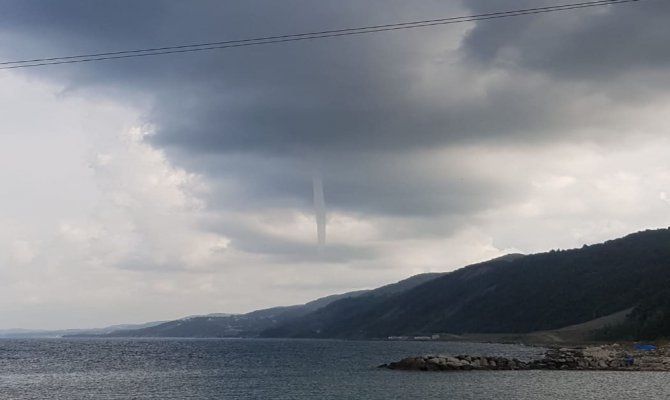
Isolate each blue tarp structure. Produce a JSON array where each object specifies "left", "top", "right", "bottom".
[{"left": 634, "top": 344, "right": 657, "bottom": 351}]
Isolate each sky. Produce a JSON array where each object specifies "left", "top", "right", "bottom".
[{"left": 1, "top": 0, "right": 670, "bottom": 330}]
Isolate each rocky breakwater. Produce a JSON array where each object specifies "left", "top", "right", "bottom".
[
  {"left": 381, "top": 344, "right": 670, "bottom": 372},
  {"left": 382, "top": 354, "right": 530, "bottom": 372}
]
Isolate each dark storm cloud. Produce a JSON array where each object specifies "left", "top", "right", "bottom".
[
  {"left": 461, "top": 0, "right": 670, "bottom": 80},
  {"left": 2, "top": 0, "right": 667, "bottom": 263},
  {"left": 176, "top": 148, "right": 523, "bottom": 218},
  {"left": 3, "top": 0, "right": 665, "bottom": 153},
  {"left": 218, "top": 225, "right": 378, "bottom": 264},
  {"left": 1, "top": 0, "right": 572, "bottom": 156}
]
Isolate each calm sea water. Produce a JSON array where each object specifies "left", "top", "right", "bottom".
[{"left": 1, "top": 338, "right": 669, "bottom": 399}]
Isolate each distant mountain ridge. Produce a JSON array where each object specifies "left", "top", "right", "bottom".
[
  {"left": 77, "top": 272, "right": 443, "bottom": 338},
  {"left": 67, "top": 228, "right": 670, "bottom": 341}
]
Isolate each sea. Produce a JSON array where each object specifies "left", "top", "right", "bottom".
[{"left": 1, "top": 338, "right": 669, "bottom": 399}]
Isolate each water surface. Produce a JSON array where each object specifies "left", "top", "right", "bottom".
[{"left": 1, "top": 338, "right": 668, "bottom": 399}]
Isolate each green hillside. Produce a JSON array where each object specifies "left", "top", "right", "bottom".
[{"left": 263, "top": 228, "right": 670, "bottom": 339}]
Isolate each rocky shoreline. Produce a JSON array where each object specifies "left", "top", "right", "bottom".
[{"left": 381, "top": 344, "right": 670, "bottom": 372}]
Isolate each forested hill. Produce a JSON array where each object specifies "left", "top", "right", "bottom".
[{"left": 262, "top": 228, "right": 670, "bottom": 339}]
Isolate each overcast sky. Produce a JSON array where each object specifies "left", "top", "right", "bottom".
[{"left": 1, "top": 0, "right": 669, "bottom": 329}]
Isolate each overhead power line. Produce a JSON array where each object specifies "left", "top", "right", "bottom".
[{"left": 0, "top": 0, "right": 643, "bottom": 70}]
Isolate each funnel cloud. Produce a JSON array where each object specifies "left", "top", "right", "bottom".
[{"left": 312, "top": 171, "right": 326, "bottom": 253}]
